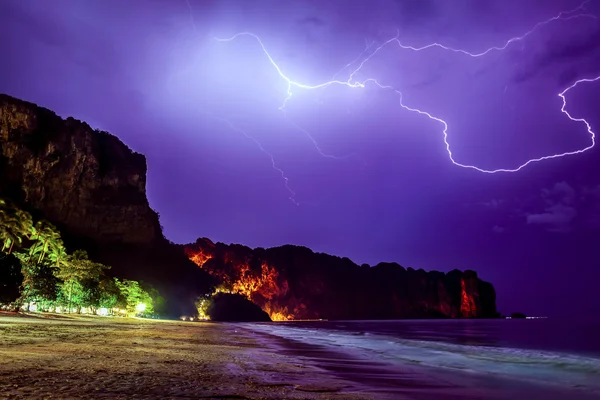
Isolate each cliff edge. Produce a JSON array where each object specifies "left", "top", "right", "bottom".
[
  {"left": 0, "top": 94, "right": 212, "bottom": 316},
  {"left": 0, "top": 93, "right": 498, "bottom": 320},
  {"left": 0, "top": 94, "right": 161, "bottom": 245},
  {"left": 184, "top": 238, "right": 498, "bottom": 320}
]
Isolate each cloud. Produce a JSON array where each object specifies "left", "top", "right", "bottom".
[
  {"left": 511, "top": 27, "right": 600, "bottom": 85},
  {"left": 543, "top": 181, "right": 576, "bottom": 204},
  {"left": 527, "top": 203, "right": 577, "bottom": 229},
  {"left": 586, "top": 184, "right": 600, "bottom": 199},
  {"left": 581, "top": 184, "right": 600, "bottom": 229},
  {"left": 482, "top": 198, "right": 504, "bottom": 210},
  {"left": 392, "top": 0, "right": 437, "bottom": 26},
  {"left": 0, "top": 1, "right": 122, "bottom": 81},
  {"left": 492, "top": 225, "right": 506, "bottom": 234},
  {"left": 526, "top": 181, "right": 578, "bottom": 232}
]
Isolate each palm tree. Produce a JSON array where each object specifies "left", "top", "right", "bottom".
[
  {"left": 48, "top": 244, "right": 69, "bottom": 272},
  {"left": 0, "top": 201, "right": 19, "bottom": 254},
  {"left": 0, "top": 200, "right": 35, "bottom": 255},
  {"left": 30, "top": 221, "right": 62, "bottom": 265},
  {"left": 14, "top": 209, "right": 33, "bottom": 242}
]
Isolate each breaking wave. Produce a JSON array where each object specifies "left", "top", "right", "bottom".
[{"left": 243, "top": 322, "right": 600, "bottom": 392}]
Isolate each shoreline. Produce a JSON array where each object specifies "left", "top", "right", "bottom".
[
  {"left": 238, "top": 322, "right": 600, "bottom": 400},
  {"left": 2, "top": 314, "right": 598, "bottom": 399},
  {"left": 0, "top": 314, "right": 370, "bottom": 399}
]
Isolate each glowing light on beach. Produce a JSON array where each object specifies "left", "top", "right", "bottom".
[
  {"left": 136, "top": 303, "right": 147, "bottom": 313},
  {"left": 97, "top": 308, "right": 109, "bottom": 316}
]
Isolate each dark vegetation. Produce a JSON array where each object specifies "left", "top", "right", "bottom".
[
  {"left": 0, "top": 198, "right": 160, "bottom": 316},
  {"left": 205, "top": 293, "right": 271, "bottom": 322},
  {"left": 0, "top": 93, "right": 214, "bottom": 317}
]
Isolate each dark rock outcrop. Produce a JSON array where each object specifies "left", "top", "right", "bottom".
[
  {"left": 184, "top": 238, "right": 498, "bottom": 320},
  {"left": 0, "top": 94, "right": 213, "bottom": 316},
  {"left": 207, "top": 293, "right": 272, "bottom": 322}
]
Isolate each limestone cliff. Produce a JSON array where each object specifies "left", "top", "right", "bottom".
[
  {"left": 184, "top": 238, "right": 498, "bottom": 320},
  {"left": 0, "top": 93, "right": 498, "bottom": 319},
  {"left": 0, "top": 94, "right": 161, "bottom": 245},
  {"left": 0, "top": 94, "right": 212, "bottom": 316}
]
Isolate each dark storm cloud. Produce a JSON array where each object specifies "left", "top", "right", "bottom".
[
  {"left": 2, "top": 0, "right": 600, "bottom": 319},
  {"left": 0, "top": 3, "right": 66, "bottom": 47},
  {"left": 404, "top": 69, "right": 447, "bottom": 90},
  {"left": 527, "top": 204, "right": 577, "bottom": 232},
  {"left": 581, "top": 184, "right": 600, "bottom": 229},
  {"left": 392, "top": 0, "right": 437, "bottom": 26},
  {"left": 492, "top": 225, "right": 506, "bottom": 233},
  {"left": 481, "top": 199, "right": 505, "bottom": 210},
  {"left": 512, "top": 27, "right": 600, "bottom": 84},
  {"left": 0, "top": 1, "right": 121, "bottom": 80},
  {"left": 525, "top": 181, "right": 600, "bottom": 232}
]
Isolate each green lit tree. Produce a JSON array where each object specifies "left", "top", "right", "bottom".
[
  {"left": 0, "top": 199, "right": 33, "bottom": 255},
  {"left": 146, "top": 285, "right": 166, "bottom": 316},
  {"left": 54, "top": 250, "right": 110, "bottom": 313},
  {"left": 114, "top": 279, "right": 154, "bottom": 316},
  {"left": 98, "top": 278, "right": 127, "bottom": 312},
  {"left": 17, "top": 259, "right": 60, "bottom": 311},
  {"left": 27, "top": 221, "right": 63, "bottom": 266}
]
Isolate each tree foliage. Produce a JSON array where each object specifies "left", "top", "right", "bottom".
[
  {"left": 0, "top": 197, "right": 159, "bottom": 317},
  {"left": 0, "top": 253, "right": 23, "bottom": 304},
  {"left": 115, "top": 279, "right": 154, "bottom": 315}
]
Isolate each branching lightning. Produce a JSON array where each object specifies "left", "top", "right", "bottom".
[
  {"left": 286, "top": 119, "right": 354, "bottom": 160},
  {"left": 211, "top": 0, "right": 598, "bottom": 178},
  {"left": 181, "top": 1, "right": 598, "bottom": 203},
  {"left": 209, "top": 114, "right": 298, "bottom": 205}
]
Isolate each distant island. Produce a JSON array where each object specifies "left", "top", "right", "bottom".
[{"left": 0, "top": 93, "right": 498, "bottom": 320}]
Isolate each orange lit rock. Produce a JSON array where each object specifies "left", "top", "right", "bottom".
[{"left": 184, "top": 239, "right": 498, "bottom": 320}]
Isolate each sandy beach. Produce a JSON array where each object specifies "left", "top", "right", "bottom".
[
  {"left": 0, "top": 314, "right": 371, "bottom": 400},
  {"left": 3, "top": 314, "right": 599, "bottom": 400}
]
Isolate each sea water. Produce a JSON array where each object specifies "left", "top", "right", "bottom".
[{"left": 243, "top": 319, "right": 600, "bottom": 399}]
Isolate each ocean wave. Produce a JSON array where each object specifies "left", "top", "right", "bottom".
[{"left": 243, "top": 323, "right": 600, "bottom": 391}]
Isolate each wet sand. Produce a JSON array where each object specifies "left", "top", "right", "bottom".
[
  {"left": 0, "top": 314, "right": 370, "bottom": 399},
  {"left": 244, "top": 324, "right": 600, "bottom": 400}
]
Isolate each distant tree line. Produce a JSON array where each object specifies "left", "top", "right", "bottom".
[{"left": 0, "top": 198, "right": 161, "bottom": 316}]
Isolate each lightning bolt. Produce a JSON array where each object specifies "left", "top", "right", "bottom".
[
  {"left": 208, "top": 114, "right": 299, "bottom": 205},
  {"left": 331, "top": 39, "right": 376, "bottom": 81},
  {"left": 381, "top": 1, "right": 596, "bottom": 58},
  {"left": 286, "top": 119, "right": 354, "bottom": 160},
  {"left": 185, "top": 0, "right": 197, "bottom": 33},
  {"left": 212, "top": 0, "right": 598, "bottom": 178}
]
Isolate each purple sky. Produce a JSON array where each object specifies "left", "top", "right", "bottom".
[{"left": 1, "top": 0, "right": 600, "bottom": 318}]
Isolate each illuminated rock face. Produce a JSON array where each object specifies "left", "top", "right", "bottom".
[{"left": 185, "top": 238, "right": 498, "bottom": 320}]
